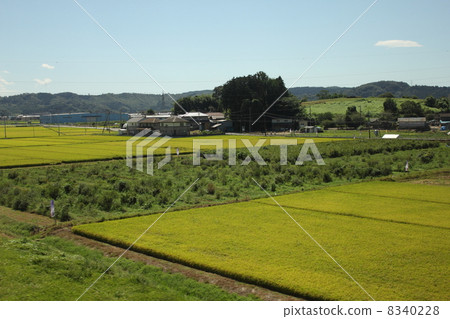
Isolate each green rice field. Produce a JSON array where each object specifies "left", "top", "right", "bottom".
[
  {"left": 0, "top": 126, "right": 340, "bottom": 168},
  {"left": 73, "top": 181, "right": 450, "bottom": 301}
]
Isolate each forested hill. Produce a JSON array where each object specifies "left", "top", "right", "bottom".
[
  {"left": 1, "top": 81, "right": 449, "bottom": 115},
  {"left": 0, "top": 90, "right": 212, "bottom": 115},
  {"left": 289, "top": 81, "right": 450, "bottom": 101}
]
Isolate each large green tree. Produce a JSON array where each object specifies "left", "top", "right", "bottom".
[
  {"left": 436, "top": 97, "right": 449, "bottom": 111},
  {"left": 345, "top": 106, "right": 364, "bottom": 128},
  {"left": 217, "top": 71, "right": 303, "bottom": 132},
  {"left": 383, "top": 97, "right": 398, "bottom": 114},
  {"left": 400, "top": 100, "right": 424, "bottom": 117},
  {"left": 424, "top": 96, "right": 437, "bottom": 108}
]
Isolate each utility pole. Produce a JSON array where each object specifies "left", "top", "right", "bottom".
[
  {"left": 3, "top": 115, "right": 6, "bottom": 139},
  {"left": 248, "top": 105, "right": 251, "bottom": 133}
]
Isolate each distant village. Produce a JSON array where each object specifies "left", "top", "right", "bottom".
[{"left": 9, "top": 111, "right": 450, "bottom": 137}]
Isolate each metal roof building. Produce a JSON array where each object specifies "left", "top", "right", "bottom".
[{"left": 40, "top": 112, "right": 129, "bottom": 124}]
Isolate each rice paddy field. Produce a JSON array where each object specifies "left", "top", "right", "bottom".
[
  {"left": 0, "top": 126, "right": 340, "bottom": 168},
  {"left": 73, "top": 181, "right": 450, "bottom": 301}
]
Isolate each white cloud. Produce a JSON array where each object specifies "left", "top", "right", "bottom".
[
  {"left": 2, "top": 70, "right": 9, "bottom": 74},
  {"left": 375, "top": 40, "right": 423, "bottom": 48},
  {"left": 0, "top": 76, "right": 15, "bottom": 96},
  {"left": 41, "top": 63, "right": 55, "bottom": 70},
  {"left": 34, "top": 78, "right": 52, "bottom": 85},
  {"left": 0, "top": 77, "right": 13, "bottom": 86}
]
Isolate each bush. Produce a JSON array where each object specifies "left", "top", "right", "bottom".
[
  {"left": 420, "top": 152, "right": 434, "bottom": 164},
  {"left": 207, "top": 183, "right": 215, "bottom": 195},
  {"left": 116, "top": 180, "right": 129, "bottom": 192},
  {"left": 7, "top": 171, "right": 19, "bottom": 180},
  {"left": 13, "top": 198, "right": 30, "bottom": 211},
  {"left": 60, "top": 210, "right": 71, "bottom": 222},
  {"left": 46, "top": 183, "right": 60, "bottom": 199},
  {"left": 98, "top": 191, "right": 116, "bottom": 212},
  {"left": 323, "top": 173, "right": 332, "bottom": 183}
]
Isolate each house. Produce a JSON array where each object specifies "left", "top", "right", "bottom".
[
  {"left": 159, "top": 116, "right": 190, "bottom": 136},
  {"left": 180, "top": 112, "right": 210, "bottom": 130},
  {"left": 298, "top": 119, "right": 308, "bottom": 129},
  {"left": 398, "top": 117, "right": 428, "bottom": 130},
  {"left": 145, "top": 114, "right": 171, "bottom": 121},
  {"left": 125, "top": 117, "right": 145, "bottom": 135},
  {"left": 138, "top": 118, "right": 160, "bottom": 131}
]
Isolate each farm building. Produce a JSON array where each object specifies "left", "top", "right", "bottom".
[
  {"left": 40, "top": 112, "right": 128, "bottom": 124},
  {"left": 212, "top": 120, "right": 233, "bottom": 132},
  {"left": 397, "top": 117, "right": 428, "bottom": 130},
  {"left": 14, "top": 114, "right": 40, "bottom": 122},
  {"left": 207, "top": 112, "right": 226, "bottom": 121},
  {"left": 272, "top": 118, "right": 294, "bottom": 131},
  {"left": 440, "top": 113, "right": 450, "bottom": 127},
  {"left": 159, "top": 116, "right": 190, "bottom": 136}
]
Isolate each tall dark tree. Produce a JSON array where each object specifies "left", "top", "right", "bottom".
[
  {"left": 345, "top": 106, "right": 364, "bottom": 128},
  {"left": 219, "top": 71, "right": 303, "bottom": 132},
  {"left": 383, "top": 97, "right": 398, "bottom": 114},
  {"left": 436, "top": 97, "right": 449, "bottom": 111},
  {"left": 424, "top": 96, "right": 437, "bottom": 108},
  {"left": 400, "top": 100, "right": 424, "bottom": 117}
]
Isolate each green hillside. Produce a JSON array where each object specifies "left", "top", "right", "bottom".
[{"left": 303, "top": 97, "right": 439, "bottom": 115}]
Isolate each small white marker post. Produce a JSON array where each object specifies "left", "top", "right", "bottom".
[{"left": 50, "top": 200, "right": 56, "bottom": 225}]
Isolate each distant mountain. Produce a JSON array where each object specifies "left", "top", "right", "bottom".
[
  {"left": 1, "top": 81, "right": 449, "bottom": 115},
  {"left": 0, "top": 90, "right": 213, "bottom": 115},
  {"left": 289, "top": 81, "right": 450, "bottom": 101}
]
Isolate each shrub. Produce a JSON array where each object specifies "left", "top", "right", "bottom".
[
  {"left": 13, "top": 198, "right": 30, "bottom": 211},
  {"left": 207, "top": 183, "right": 215, "bottom": 195},
  {"left": 98, "top": 191, "right": 116, "bottom": 212},
  {"left": 63, "top": 184, "right": 72, "bottom": 194},
  {"left": 116, "top": 180, "right": 129, "bottom": 192},
  {"left": 60, "top": 210, "right": 71, "bottom": 222},
  {"left": 7, "top": 171, "right": 19, "bottom": 180},
  {"left": 47, "top": 183, "right": 60, "bottom": 199},
  {"left": 420, "top": 152, "right": 434, "bottom": 164},
  {"left": 323, "top": 173, "right": 332, "bottom": 183}
]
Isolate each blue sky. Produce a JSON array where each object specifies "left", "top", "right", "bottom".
[{"left": 1, "top": 0, "right": 449, "bottom": 96}]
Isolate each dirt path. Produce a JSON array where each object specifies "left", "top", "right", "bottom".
[
  {"left": 406, "top": 174, "right": 450, "bottom": 186},
  {"left": 0, "top": 206, "right": 300, "bottom": 301},
  {"left": 0, "top": 206, "right": 54, "bottom": 226}
]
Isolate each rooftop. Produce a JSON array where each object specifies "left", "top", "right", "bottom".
[
  {"left": 127, "top": 117, "right": 145, "bottom": 123},
  {"left": 180, "top": 112, "right": 209, "bottom": 117},
  {"left": 160, "top": 116, "right": 189, "bottom": 123}
]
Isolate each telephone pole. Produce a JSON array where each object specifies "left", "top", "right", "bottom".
[{"left": 3, "top": 115, "right": 6, "bottom": 139}]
